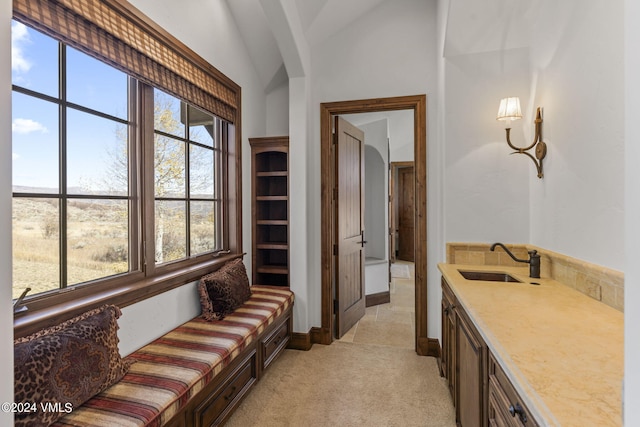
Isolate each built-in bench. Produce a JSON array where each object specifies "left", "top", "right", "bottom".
[{"left": 51, "top": 285, "right": 294, "bottom": 427}]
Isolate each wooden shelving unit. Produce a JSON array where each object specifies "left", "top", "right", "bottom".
[{"left": 249, "top": 136, "right": 289, "bottom": 287}]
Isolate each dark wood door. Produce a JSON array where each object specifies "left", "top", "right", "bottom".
[
  {"left": 334, "top": 116, "right": 366, "bottom": 339},
  {"left": 397, "top": 166, "right": 414, "bottom": 261}
]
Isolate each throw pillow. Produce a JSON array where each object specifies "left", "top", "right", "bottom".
[
  {"left": 198, "top": 258, "right": 251, "bottom": 321},
  {"left": 14, "top": 305, "right": 132, "bottom": 427}
]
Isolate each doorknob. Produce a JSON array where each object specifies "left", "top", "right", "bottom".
[{"left": 358, "top": 232, "right": 367, "bottom": 247}]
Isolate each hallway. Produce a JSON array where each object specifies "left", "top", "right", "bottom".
[
  {"left": 339, "top": 260, "right": 415, "bottom": 348},
  {"left": 226, "top": 263, "right": 456, "bottom": 426}
]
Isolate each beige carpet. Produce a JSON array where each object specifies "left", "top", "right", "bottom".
[
  {"left": 225, "top": 343, "right": 455, "bottom": 427},
  {"left": 226, "top": 261, "right": 456, "bottom": 427}
]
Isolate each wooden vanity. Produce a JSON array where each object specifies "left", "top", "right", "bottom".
[{"left": 438, "top": 263, "right": 623, "bottom": 427}]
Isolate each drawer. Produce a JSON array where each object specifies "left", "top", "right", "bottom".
[
  {"left": 194, "top": 350, "right": 257, "bottom": 427},
  {"left": 262, "top": 313, "right": 290, "bottom": 369},
  {"left": 488, "top": 353, "right": 539, "bottom": 427}
]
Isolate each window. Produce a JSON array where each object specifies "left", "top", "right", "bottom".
[
  {"left": 11, "top": 11, "right": 241, "bottom": 323},
  {"left": 153, "top": 90, "right": 224, "bottom": 264},
  {"left": 12, "top": 22, "right": 134, "bottom": 298}
]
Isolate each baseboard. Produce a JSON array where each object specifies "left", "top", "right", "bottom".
[
  {"left": 288, "top": 326, "right": 330, "bottom": 350},
  {"left": 288, "top": 332, "right": 312, "bottom": 351},
  {"left": 365, "top": 291, "right": 391, "bottom": 307},
  {"left": 427, "top": 338, "right": 441, "bottom": 358},
  {"left": 311, "top": 326, "right": 331, "bottom": 345},
  {"left": 417, "top": 337, "right": 441, "bottom": 357}
]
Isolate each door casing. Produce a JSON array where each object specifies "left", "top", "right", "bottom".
[{"left": 319, "top": 95, "right": 437, "bottom": 356}]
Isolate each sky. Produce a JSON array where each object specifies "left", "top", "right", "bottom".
[
  {"left": 12, "top": 20, "right": 129, "bottom": 194},
  {"left": 11, "top": 20, "right": 218, "bottom": 198}
]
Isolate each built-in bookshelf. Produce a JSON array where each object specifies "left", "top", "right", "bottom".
[{"left": 249, "top": 136, "right": 289, "bottom": 287}]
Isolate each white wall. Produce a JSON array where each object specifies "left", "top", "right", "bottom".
[
  {"left": 361, "top": 119, "right": 389, "bottom": 262},
  {"left": 444, "top": 47, "right": 531, "bottom": 244},
  {"left": 443, "top": 0, "right": 624, "bottom": 270},
  {"left": 1, "top": 0, "right": 14, "bottom": 424},
  {"left": 308, "top": 0, "right": 439, "bottom": 334},
  {"left": 625, "top": 0, "right": 640, "bottom": 422},
  {"left": 118, "top": 282, "right": 201, "bottom": 355},
  {"left": 266, "top": 81, "right": 289, "bottom": 135},
  {"left": 528, "top": 1, "right": 624, "bottom": 270}
]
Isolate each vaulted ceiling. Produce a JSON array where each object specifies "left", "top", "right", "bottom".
[
  {"left": 226, "top": 0, "right": 546, "bottom": 94},
  {"left": 226, "top": 0, "right": 388, "bottom": 93}
]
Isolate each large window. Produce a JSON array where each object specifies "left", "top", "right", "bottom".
[
  {"left": 153, "top": 90, "right": 224, "bottom": 264},
  {"left": 11, "top": 19, "right": 233, "bottom": 304}
]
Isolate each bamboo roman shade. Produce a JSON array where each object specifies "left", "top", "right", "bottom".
[{"left": 13, "top": 0, "right": 238, "bottom": 123}]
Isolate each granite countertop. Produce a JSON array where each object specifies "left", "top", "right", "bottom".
[{"left": 438, "top": 263, "right": 624, "bottom": 427}]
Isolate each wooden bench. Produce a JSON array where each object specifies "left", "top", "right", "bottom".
[{"left": 51, "top": 285, "right": 294, "bottom": 427}]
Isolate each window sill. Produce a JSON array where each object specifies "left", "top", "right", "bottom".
[{"left": 14, "top": 253, "right": 243, "bottom": 339}]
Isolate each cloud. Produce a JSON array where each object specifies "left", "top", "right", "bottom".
[
  {"left": 12, "top": 118, "right": 48, "bottom": 134},
  {"left": 12, "top": 153, "right": 20, "bottom": 161},
  {"left": 12, "top": 21, "right": 32, "bottom": 74}
]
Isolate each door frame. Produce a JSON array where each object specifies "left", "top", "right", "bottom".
[{"left": 319, "top": 94, "right": 437, "bottom": 356}]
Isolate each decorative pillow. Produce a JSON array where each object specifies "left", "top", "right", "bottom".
[
  {"left": 198, "top": 258, "right": 251, "bottom": 321},
  {"left": 14, "top": 305, "right": 132, "bottom": 427}
]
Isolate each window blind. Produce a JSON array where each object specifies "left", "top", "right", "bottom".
[{"left": 13, "top": 0, "right": 239, "bottom": 123}]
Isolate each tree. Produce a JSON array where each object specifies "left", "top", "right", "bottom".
[{"left": 105, "top": 90, "right": 215, "bottom": 264}]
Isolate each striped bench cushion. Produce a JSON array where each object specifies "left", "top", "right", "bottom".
[{"left": 52, "top": 286, "right": 294, "bottom": 427}]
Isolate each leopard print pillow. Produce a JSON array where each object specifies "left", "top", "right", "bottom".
[
  {"left": 198, "top": 258, "right": 251, "bottom": 321},
  {"left": 14, "top": 305, "right": 132, "bottom": 427}
]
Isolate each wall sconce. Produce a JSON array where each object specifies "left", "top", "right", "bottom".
[{"left": 496, "top": 97, "right": 547, "bottom": 178}]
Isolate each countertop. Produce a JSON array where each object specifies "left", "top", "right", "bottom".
[{"left": 438, "top": 263, "right": 624, "bottom": 427}]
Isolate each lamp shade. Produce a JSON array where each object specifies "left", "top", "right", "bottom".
[{"left": 496, "top": 97, "right": 523, "bottom": 121}]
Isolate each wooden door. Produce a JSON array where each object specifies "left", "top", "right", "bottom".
[
  {"left": 334, "top": 116, "right": 366, "bottom": 339},
  {"left": 397, "top": 166, "right": 414, "bottom": 261}
]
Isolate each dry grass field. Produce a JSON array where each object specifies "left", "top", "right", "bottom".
[
  {"left": 12, "top": 198, "right": 128, "bottom": 299},
  {"left": 12, "top": 197, "right": 215, "bottom": 300}
]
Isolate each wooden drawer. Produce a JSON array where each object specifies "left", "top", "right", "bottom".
[
  {"left": 261, "top": 313, "right": 290, "bottom": 369},
  {"left": 488, "top": 352, "right": 539, "bottom": 427},
  {"left": 194, "top": 350, "right": 257, "bottom": 427}
]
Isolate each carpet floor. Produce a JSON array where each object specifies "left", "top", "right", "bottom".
[{"left": 226, "top": 262, "right": 456, "bottom": 426}]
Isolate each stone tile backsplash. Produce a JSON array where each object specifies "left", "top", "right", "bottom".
[{"left": 447, "top": 243, "right": 624, "bottom": 312}]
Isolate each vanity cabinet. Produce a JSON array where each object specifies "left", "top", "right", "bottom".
[
  {"left": 441, "top": 277, "right": 537, "bottom": 427},
  {"left": 455, "top": 299, "right": 487, "bottom": 427},
  {"left": 442, "top": 277, "right": 487, "bottom": 427},
  {"left": 440, "top": 277, "right": 456, "bottom": 401},
  {"left": 488, "top": 353, "right": 539, "bottom": 427}
]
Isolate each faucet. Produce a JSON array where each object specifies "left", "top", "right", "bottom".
[{"left": 490, "top": 243, "right": 541, "bottom": 278}]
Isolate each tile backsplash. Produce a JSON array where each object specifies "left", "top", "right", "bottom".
[{"left": 447, "top": 243, "right": 624, "bottom": 312}]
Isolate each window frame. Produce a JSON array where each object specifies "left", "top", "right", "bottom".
[{"left": 13, "top": 5, "right": 243, "bottom": 339}]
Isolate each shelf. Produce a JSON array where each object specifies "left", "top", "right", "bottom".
[
  {"left": 257, "top": 171, "right": 288, "bottom": 177},
  {"left": 256, "top": 195, "right": 288, "bottom": 201},
  {"left": 250, "top": 136, "right": 289, "bottom": 288},
  {"left": 257, "top": 265, "right": 289, "bottom": 275},
  {"left": 256, "top": 220, "right": 287, "bottom": 226},
  {"left": 256, "top": 243, "right": 288, "bottom": 250}
]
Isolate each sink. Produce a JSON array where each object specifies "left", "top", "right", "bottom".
[{"left": 458, "top": 270, "right": 522, "bottom": 283}]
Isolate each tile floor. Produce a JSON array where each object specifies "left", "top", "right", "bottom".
[{"left": 339, "top": 260, "right": 415, "bottom": 349}]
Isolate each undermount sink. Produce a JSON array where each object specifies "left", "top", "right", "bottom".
[{"left": 458, "top": 270, "right": 522, "bottom": 283}]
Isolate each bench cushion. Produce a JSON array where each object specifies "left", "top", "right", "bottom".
[{"left": 52, "top": 285, "right": 294, "bottom": 427}]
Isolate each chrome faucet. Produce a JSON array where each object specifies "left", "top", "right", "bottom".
[{"left": 490, "top": 243, "right": 541, "bottom": 278}]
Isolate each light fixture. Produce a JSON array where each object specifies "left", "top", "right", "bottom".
[{"left": 496, "top": 97, "right": 547, "bottom": 178}]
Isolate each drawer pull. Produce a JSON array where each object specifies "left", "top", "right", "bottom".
[
  {"left": 508, "top": 403, "right": 528, "bottom": 423},
  {"left": 223, "top": 386, "right": 237, "bottom": 401}
]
